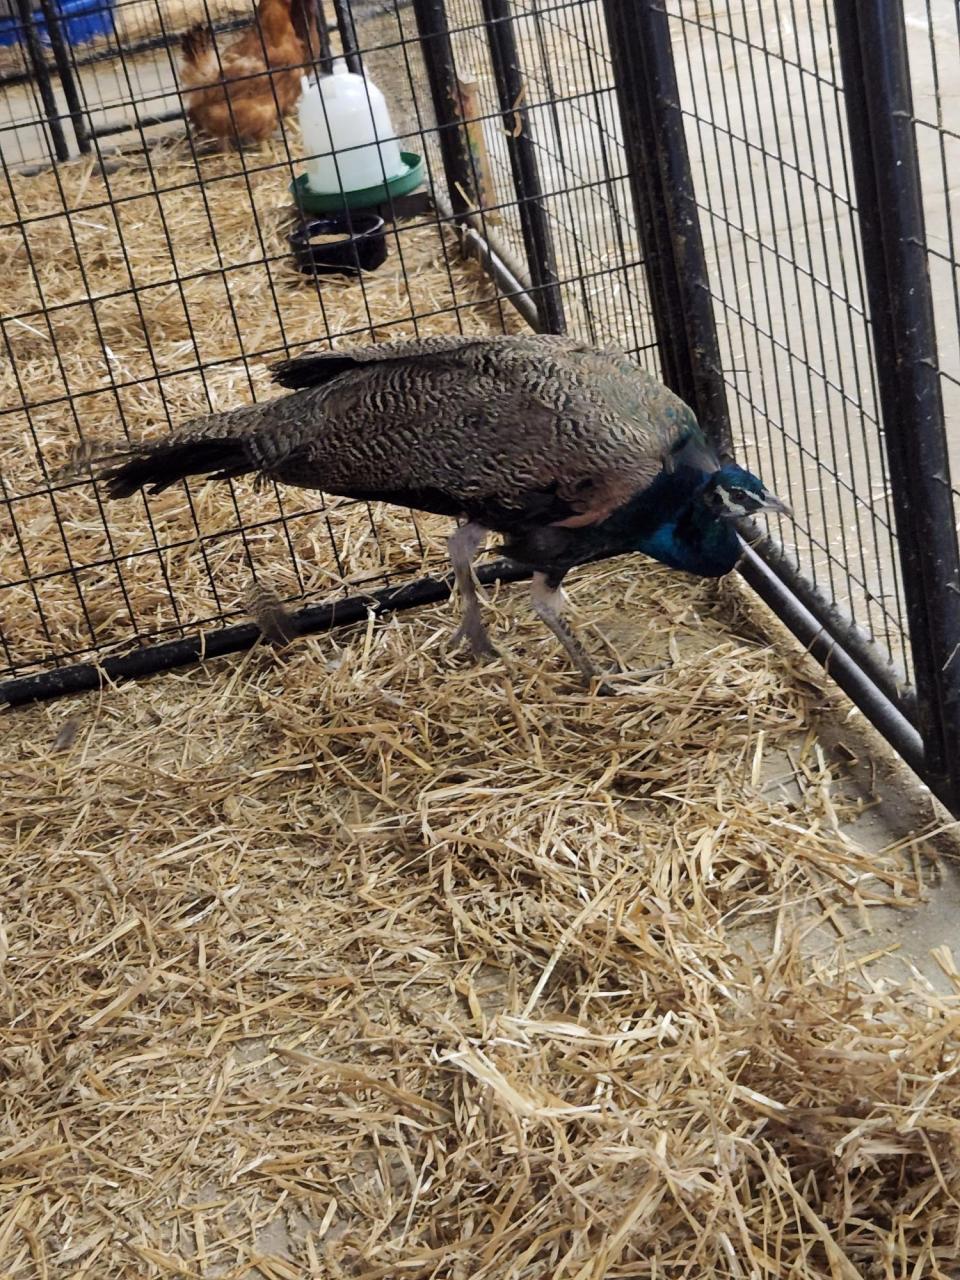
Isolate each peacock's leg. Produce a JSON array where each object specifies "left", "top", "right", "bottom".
[
  {"left": 530, "top": 571, "right": 671, "bottom": 691},
  {"left": 448, "top": 521, "right": 496, "bottom": 658},
  {"left": 529, "top": 570, "right": 606, "bottom": 687}
]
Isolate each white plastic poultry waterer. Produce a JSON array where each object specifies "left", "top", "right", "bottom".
[{"left": 292, "top": 59, "right": 424, "bottom": 213}]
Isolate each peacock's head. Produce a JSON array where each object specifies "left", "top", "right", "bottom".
[{"left": 701, "top": 464, "right": 791, "bottom": 520}]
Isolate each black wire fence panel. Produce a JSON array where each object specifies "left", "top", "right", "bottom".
[
  {"left": 433, "top": 0, "right": 658, "bottom": 356},
  {"left": 1, "top": 0, "right": 958, "bottom": 731},
  {"left": 664, "top": 1, "right": 911, "bottom": 680},
  {"left": 1, "top": 0, "right": 529, "bottom": 677},
  {"left": 907, "top": 1, "right": 960, "bottom": 516}
]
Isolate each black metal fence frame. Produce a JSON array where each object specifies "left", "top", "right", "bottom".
[
  {"left": 1, "top": 0, "right": 958, "bottom": 816},
  {"left": 597, "top": 0, "right": 958, "bottom": 812}
]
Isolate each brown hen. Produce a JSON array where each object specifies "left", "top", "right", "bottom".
[{"left": 180, "top": 0, "right": 318, "bottom": 146}]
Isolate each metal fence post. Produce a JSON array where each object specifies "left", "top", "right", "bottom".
[
  {"left": 14, "top": 0, "right": 70, "bottom": 163},
  {"left": 601, "top": 0, "right": 732, "bottom": 454},
  {"left": 411, "top": 0, "right": 550, "bottom": 332},
  {"left": 480, "top": 0, "right": 565, "bottom": 334},
  {"left": 37, "top": 0, "right": 90, "bottom": 154},
  {"left": 833, "top": 2, "right": 960, "bottom": 811},
  {"left": 410, "top": 0, "right": 481, "bottom": 224},
  {"left": 329, "top": 0, "right": 362, "bottom": 75}
]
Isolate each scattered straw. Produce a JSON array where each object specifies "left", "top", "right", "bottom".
[{"left": 2, "top": 555, "right": 959, "bottom": 1277}]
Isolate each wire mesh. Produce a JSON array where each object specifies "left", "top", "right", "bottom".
[
  {"left": 0, "top": 0, "right": 525, "bottom": 678},
  {"left": 1, "top": 0, "right": 958, "bottom": 717},
  {"left": 435, "top": 0, "right": 658, "bottom": 357},
  {"left": 906, "top": 0, "right": 960, "bottom": 507},
  {"left": 664, "top": 0, "right": 914, "bottom": 680}
]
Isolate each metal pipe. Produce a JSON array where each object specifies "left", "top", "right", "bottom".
[
  {"left": 480, "top": 0, "right": 565, "bottom": 334},
  {"left": 735, "top": 544, "right": 940, "bottom": 801},
  {"left": 410, "top": 0, "right": 477, "bottom": 223},
  {"left": 4, "top": 538, "right": 941, "bottom": 814},
  {"left": 13, "top": 0, "right": 69, "bottom": 163},
  {"left": 311, "top": 0, "right": 335, "bottom": 75},
  {"left": 742, "top": 526, "right": 915, "bottom": 721},
  {"left": 0, "top": 560, "right": 531, "bottom": 708},
  {"left": 833, "top": 1, "right": 960, "bottom": 812},
  {"left": 91, "top": 108, "right": 185, "bottom": 138},
  {"left": 460, "top": 223, "right": 541, "bottom": 332},
  {"left": 601, "top": 0, "right": 732, "bottom": 454},
  {"left": 36, "top": 0, "right": 90, "bottom": 153},
  {"left": 432, "top": 191, "right": 542, "bottom": 331},
  {"left": 329, "top": 0, "right": 362, "bottom": 75}
]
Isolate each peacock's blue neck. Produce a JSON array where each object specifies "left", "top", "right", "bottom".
[{"left": 595, "top": 466, "right": 742, "bottom": 577}]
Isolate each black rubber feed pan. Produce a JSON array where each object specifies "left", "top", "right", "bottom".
[{"left": 288, "top": 214, "right": 388, "bottom": 276}]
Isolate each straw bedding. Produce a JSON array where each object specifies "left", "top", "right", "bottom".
[
  {"left": 4, "top": 559, "right": 960, "bottom": 1277},
  {"left": 3, "top": 140, "right": 960, "bottom": 1279}
]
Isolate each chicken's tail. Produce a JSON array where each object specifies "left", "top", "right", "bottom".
[
  {"left": 98, "top": 437, "right": 254, "bottom": 499},
  {"left": 180, "top": 23, "right": 218, "bottom": 79}
]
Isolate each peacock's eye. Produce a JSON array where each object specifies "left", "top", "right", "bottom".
[{"left": 729, "top": 487, "right": 746, "bottom": 501}]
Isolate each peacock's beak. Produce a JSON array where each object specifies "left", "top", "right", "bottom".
[{"left": 759, "top": 490, "right": 792, "bottom": 517}]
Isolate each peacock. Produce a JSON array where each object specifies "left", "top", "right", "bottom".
[{"left": 97, "top": 333, "right": 788, "bottom": 685}]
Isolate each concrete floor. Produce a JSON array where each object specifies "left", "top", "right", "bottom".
[
  {"left": 1, "top": 46, "right": 181, "bottom": 167},
  {"left": 749, "top": 733, "right": 960, "bottom": 996}
]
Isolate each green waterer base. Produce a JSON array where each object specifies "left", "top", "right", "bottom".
[{"left": 290, "top": 152, "right": 424, "bottom": 214}]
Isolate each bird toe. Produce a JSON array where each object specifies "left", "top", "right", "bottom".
[
  {"left": 450, "top": 620, "right": 498, "bottom": 660},
  {"left": 593, "top": 662, "right": 671, "bottom": 695}
]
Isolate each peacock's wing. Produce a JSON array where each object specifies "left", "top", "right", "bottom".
[
  {"left": 256, "top": 335, "right": 712, "bottom": 531},
  {"left": 269, "top": 332, "right": 584, "bottom": 390}
]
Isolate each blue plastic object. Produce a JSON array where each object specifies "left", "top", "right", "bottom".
[{"left": 0, "top": 0, "right": 114, "bottom": 47}]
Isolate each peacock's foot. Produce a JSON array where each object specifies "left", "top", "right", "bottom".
[
  {"left": 592, "top": 661, "right": 672, "bottom": 696},
  {"left": 450, "top": 613, "right": 498, "bottom": 660}
]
